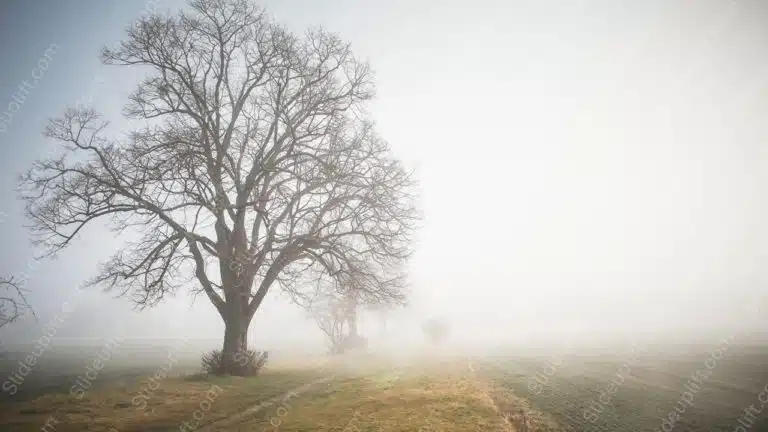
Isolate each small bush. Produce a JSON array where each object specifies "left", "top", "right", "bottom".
[
  {"left": 201, "top": 349, "right": 268, "bottom": 376},
  {"left": 200, "top": 350, "right": 223, "bottom": 374}
]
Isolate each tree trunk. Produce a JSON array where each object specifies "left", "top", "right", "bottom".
[
  {"left": 220, "top": 304, "right": 251, "bottom": 376},
  {"left": 217, "top": 254, "right": 256, "bottom": 376}
]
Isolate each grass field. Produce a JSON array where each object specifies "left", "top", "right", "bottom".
[
  {"left": 0, "top": 354, "right": 541, "bottom": 432},
  {"left": 477, "top": 343, "right": 768, "bottom": 431},
  {"left": 1, "top": 343, "right": 767, "bottom": 431}
]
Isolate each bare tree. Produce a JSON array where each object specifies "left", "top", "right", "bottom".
[
  {"left": 310, "top": 286, "right": 373, "bottom": 354},
  {"left": 0, "top": 277, "right": 35, "bottom": 330},
  {"left": 20, "top": 0, "right": 417, "bottom": 375},
  {"left": 311, "top": 292, "right": 348, "bottom": 353}
]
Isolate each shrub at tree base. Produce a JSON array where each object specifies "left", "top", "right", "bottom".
[{"left": 201, "top": 349, "right": 268, "bottom": 376}]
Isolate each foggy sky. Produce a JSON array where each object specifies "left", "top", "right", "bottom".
[{"left": 1, "top": 0, "right": 767, "bottom": 351}]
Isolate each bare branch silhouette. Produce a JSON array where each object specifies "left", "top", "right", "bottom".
[{"left": 0, "top": 276, "right": 36, "bottom": 330}]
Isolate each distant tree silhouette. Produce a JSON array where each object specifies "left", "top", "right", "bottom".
[
  {"left": 422, "top": 318, "right": 449, "bottom": 344},
  {"left": 311, "top": 286, "right": 376, "bottom": 354},
  {"left": 311, "top": 292, "right": 348, "bottom": 353},
  {"left": 20, "top": 0, "right": 417, "bottom": 375}
]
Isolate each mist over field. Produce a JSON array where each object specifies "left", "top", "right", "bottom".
[{"left": 1, "top": 0, "right": 767, "bottom": 431}]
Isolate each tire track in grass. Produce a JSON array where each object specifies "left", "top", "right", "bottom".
[
  {"left": 199, "top": 360, "right": 402, "bottom": 431},
  {"left": 196, "top": 373, "right": 339, "bottom": 431}
]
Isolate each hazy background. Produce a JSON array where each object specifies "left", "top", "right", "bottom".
[{"left": 1, "top": 0, "right": 767, "bottom": 353}]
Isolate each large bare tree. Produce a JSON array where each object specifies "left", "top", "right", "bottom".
[{"left": 20, "top": 0, "right": 417, "bottom": 375}]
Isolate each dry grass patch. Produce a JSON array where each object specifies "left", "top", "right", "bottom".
[
  {"left": 0, "top": 368, "right": 330, "bottom": 432},
  {"left": 0, "top": 358, "right": 559, "bottom": 432},
  {"left": 235, "top": 361, "right": 511, "bottom": 431}
]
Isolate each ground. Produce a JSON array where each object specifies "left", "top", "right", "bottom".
[
  {"left": 1, "top": 344, "right": 767, "bottom": 431},
  {"left": 0, "top": 354, "right": 558, "bottom": 432}
]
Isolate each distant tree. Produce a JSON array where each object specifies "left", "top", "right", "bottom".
[
  {"left": 311, "top": 293, "right": 348, "bottom": 353},
  {"left": 311, "top": 286, "right": 372, "bottom": 354},
  {"left": 20, "top": 0, "right": 417, "bottom": 375},
  {"left": 422, "top": 318, "right": 449, "bottom": 344}
]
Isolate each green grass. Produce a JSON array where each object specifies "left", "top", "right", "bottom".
[{"left": 478, "top": 345, "right": 768, "bottom": 431}]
